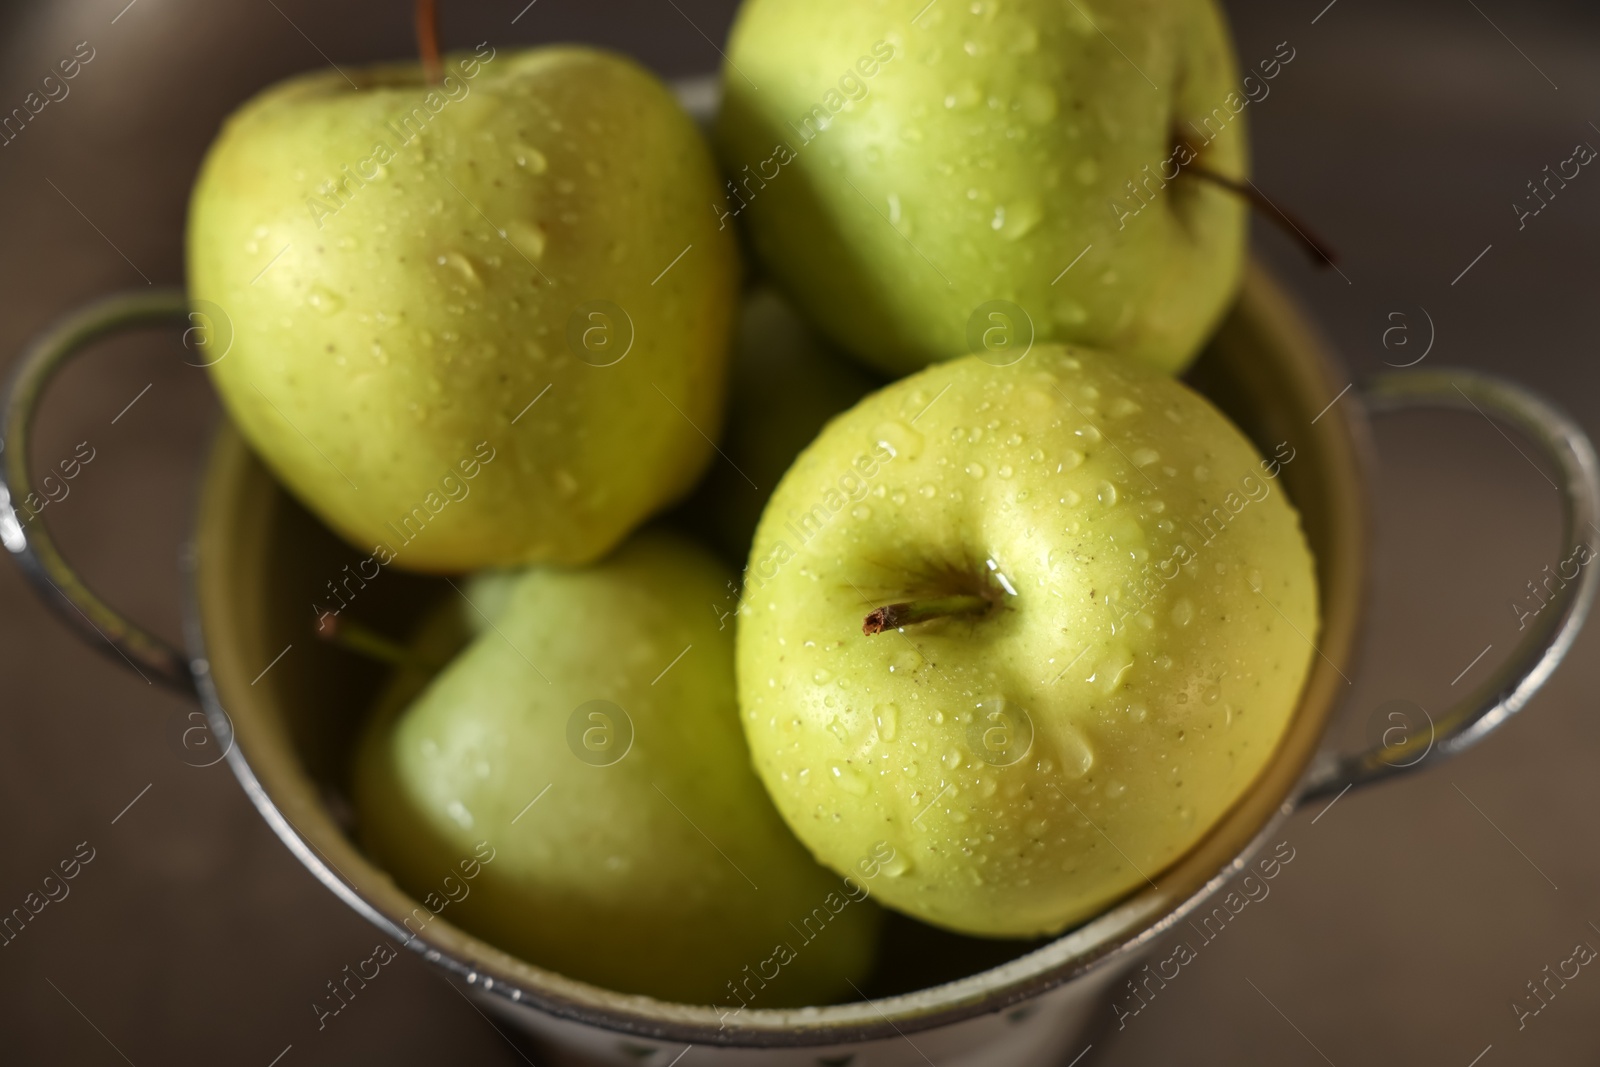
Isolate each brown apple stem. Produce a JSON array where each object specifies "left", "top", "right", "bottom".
[
  {"left": 415, "top": 0, "right": 443, "bottom": 86},
  {"left": 863, "top": 594, "right": 991, "bottom": 635},
  {"left": 316, "top": 611, "right": 441, "bottom": 670},
  {"left": 1184, "top": 165, "right": 1339, "bottom": 269}
]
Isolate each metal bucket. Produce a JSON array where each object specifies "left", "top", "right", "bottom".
[{"left": 3, "top": 261, "right": 1595, "bottom": 1065}]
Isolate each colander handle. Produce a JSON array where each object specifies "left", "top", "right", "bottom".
[
  {"left": 1299, "top": 368, "right": 1600, "bottom": 802},
  {"left": 0, "top": 289, "right": 200, "bottom": 696}
]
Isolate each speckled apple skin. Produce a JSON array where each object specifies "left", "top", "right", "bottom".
[
  {"left": 736, "top": 346, "right": 1316, "bottom": 937},
  {"left": 717, "top": 0, "right": 1246, "bottom": 377},
  {"left": 189, "top": 47, "right": 738, "bottom": 572}
]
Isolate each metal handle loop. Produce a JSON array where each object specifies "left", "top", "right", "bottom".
[
  {"left": 1, "top": 288, "right": 198, "bottom": 695},
  {"left": 1300, "top": 368, "right": 1600, "bottom": 800}
]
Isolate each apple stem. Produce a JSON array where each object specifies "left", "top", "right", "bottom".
[
  {"left": 316, "top": 611, "right": 442, "bottom": 671},
  {"left": 415, "top": 0, "right": 443, "bottom": 86},
  {"left": 1185, "top": 165, "right": 1339, "bottom": 269},
  {"left": 863, "top": 594, "right": 992, "bottom": 635}
]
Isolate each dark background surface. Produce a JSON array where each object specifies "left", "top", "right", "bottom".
[{"left": 0, "top": 1, "right": 1597, "bottom": 1063}]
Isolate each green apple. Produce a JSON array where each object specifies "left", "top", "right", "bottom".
[
  {"left": 354, "top": 530, "right": 880, "bottom": 1005},
  {"left": 678, "top": 286, "right": 878, "bottom": 563},
  {"left": 736, "top": 346, "right": 1316, "bottom": 937},
  {"left": 189, "top": 46, "right": 739, "bottom": 572},
  {"left": 716, "top": 0, "right": 1246, "bottom": 377}
]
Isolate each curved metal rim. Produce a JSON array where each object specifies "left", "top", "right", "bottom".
[
  {"left": 10, "top": 292, "right": 1592, "bottom": 1049},
  {"left": 181, "top": 457, "right": 1316, "bottom": 1050},
  {"left": 193, "top": 377, "right": 1595, "bottom": 1049},
  {"left": 1297, "top": 368, "right": 1600, "bottom": 800},
  {"left": 178, "top": 272, "right": 1380, "bottom": 1048}
]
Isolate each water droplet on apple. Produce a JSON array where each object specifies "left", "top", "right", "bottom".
[
  {"left": 446, "top": 799, "right": 475, "bottom": 829},
  {"left": 997, "top": 464, "right": 1014, "bottom": 479},
  {"left": 1092, "top": 647, "right": 1134, "bottom": 693},
  {"left": 307, "top": 285, "right": 344, "bottom": 315},
  {"left": 873, "top": 420, "right": 924, "bottom": 460},
  {"left": 436, "top": 250, "right": 482, "bottom": 286},
  {"left": 1170, "top": 598, "right": 1195, "bottom": 627},
  {"left": 891, "top": 648, "right": 925, "bottom": 673},
  {"left": 1096, "top": 481, "right": 1118, "bottom": 506},
  {"left": 875, "top": 703, "right": 899, "bottom": 740},
  {"left": 945, "top": 81, "right": 981, "bottom": 109},
  {"left": 886, "top": 192, "right": 907, "bottom": 233},
  {"left": 514, "top": 145, "right": 549, "bottom": 173},
  {"left": 503, "top": 220, "right": 547, "bottom": 260},
  {"left": 831, "top": 764, "right": 869, "bottom": 795},
  {"left": 919, "top": 482, "right": 937, "bottom": 498},
  {"left": 966, "top": 462, "right": 986, "bottom": 479},
  {"left": 1132, "top": 448, "right": 1160, "bottom": 467},
  {"left": 813, "top": 669, "right": 832, "bottom": 685},
  {"left": 1057, "top": 727, "right": 1095, "bottom": 778},
  {"left": 880, "top": 850, "right": 913, "bottom": 877},
  {"left": 997, "top": 198, "right": 1042, "bottom": 239}
]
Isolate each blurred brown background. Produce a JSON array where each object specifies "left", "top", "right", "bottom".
[{"left": 1, "top": 1, "right": 1597, "bottom": 1063}]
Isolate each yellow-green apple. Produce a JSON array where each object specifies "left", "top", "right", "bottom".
[
  {"left": 736, "top": 345, "right": 1316, "bottom": 936},
  {"left": 189, "top": 46, "right": 738, "bottom": 571},
  {"left": 354, "top": 531, "right": 880, "bottom": 1004},
  {"left": 717, "top": 0, "right": 1246, "bottom": 377}
]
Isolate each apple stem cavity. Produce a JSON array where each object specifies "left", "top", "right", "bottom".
[
  {"left": 1185, "top": 165, "right": 1339, "bottom": 269},
  {"left": 415, "top": 0, "right": 444, "bottom": 86},
  {"left": 317, "top": 611, "right": 442, "bottom": 671},
  {"left": 863, "top": 594, "right": 992, "bottom": 635}
]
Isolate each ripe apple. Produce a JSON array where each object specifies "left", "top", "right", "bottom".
[
  {"left": 677, "top": 285, "right": 878, "bottom": 563},
  {"left": 717, "top": 0, "right": 1246, "bottom": 377},
  {"left": 189, "top": 46, "right": 739, "bottom": 572},
  {"left": 735, "top": 345, "right": 1317, "bottom": 936},
  {"left": 354, "top": 531, "right": 880, "bottom": 1004}
]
